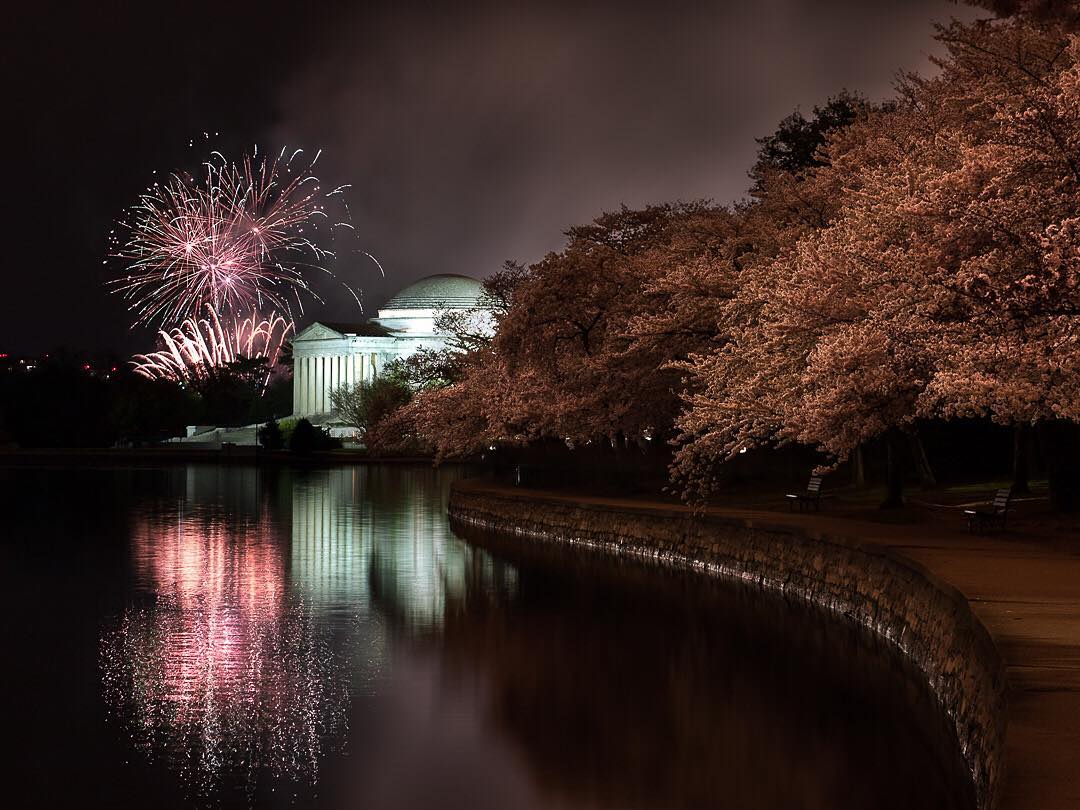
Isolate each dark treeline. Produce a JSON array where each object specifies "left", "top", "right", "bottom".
[{"left": 0, "top": 355, "right": 291, "bottom": 448}]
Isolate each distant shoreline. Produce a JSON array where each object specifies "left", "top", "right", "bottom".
[{"left": 0, "top": 447, "right": 439, "bottom": 466}]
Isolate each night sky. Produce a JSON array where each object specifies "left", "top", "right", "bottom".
[{"left": 2, "top": 0, "right": 980, "bottom": 356}]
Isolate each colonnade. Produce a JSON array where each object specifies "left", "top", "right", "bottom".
[{"left": 293, "top": 352, "right": 379, "bottom": 417}]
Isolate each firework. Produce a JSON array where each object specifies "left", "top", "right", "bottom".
[
  {"left": 110, "top": 146, "right": 354, "bottom": 327},
  {"left": 132, "top": 306, "right": 292, "bottom": 385}
]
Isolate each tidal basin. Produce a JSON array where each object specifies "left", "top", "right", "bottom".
[{"left": 2, "top": 464, "right": 973, "bottom": 809}]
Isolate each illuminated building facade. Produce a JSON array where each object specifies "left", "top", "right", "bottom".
[{"left": 290, "top": 274, "right": 489, "bottom": 418}]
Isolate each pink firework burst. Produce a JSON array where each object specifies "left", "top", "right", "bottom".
[
  {"left": 110, "top": 146, "right": 354, "bottom": 327},
  {"left": 132, "top": 306, "right": 293, "bottom": 387}
]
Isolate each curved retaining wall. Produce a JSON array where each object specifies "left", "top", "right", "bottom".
[{"left": 448, "top": 481, "right": 1008, "bottom": 810}]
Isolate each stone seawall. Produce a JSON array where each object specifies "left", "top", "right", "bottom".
[{"left": 448, "top": 481, "right": 1009, "bottom": 810}]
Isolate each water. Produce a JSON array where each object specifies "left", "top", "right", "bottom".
[{"left": 0, "top": 463, "right": 974, "bottom": 810}]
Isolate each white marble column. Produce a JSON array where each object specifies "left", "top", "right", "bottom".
[
  {"left": 321, "top": 356, "right": 328, "bottom": 413},
  {"left": 306, "top": 356, "right": 314, "bottom": 416},
  {"left": 324, "top": 356, "right": 331, "bottom": 413},
  {"left": 293, "top": 356, "right": 302, "bottom": 415},
  {"left": 309, "top": 356, "right": 317, "bottom": 415},
  {"left": 306, "top": 356, "right": 313, "bottom": 415},
  {"left": 326, "top": 356, "right": 333, "bottom": 411},
  {"left": 306, "top": 357, "right": 313, "bottom": 415},
  {"left": 297, "top": 356, "right": 305, "bottom": 416},
  {"left": 327, "top": 355, "right": 336, "bottom": 410},
  {"left": 307, "top": 356, "right": 315, "bottom": 415}
]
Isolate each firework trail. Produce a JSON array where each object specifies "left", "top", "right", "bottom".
[
  {"left": 132, "top": 306, "right": 293, "bottom": 387},
  {"left": 110, "top": 147, "right": 346, "bottom": 328}
]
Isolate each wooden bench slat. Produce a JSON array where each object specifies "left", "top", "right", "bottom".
[
  {"left": 968, "top": 488, "right": 1013, "bottom": 533},
  {"left": 788, "top": 475, "right": 826, "bottom": 512}
]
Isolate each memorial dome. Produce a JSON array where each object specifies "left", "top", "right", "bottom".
[
  {"left": 380, "top": 274, "right": 484, "bottom": 312},
  {"left": 374, "top": 274, "right": 487, "bottom": 335}
]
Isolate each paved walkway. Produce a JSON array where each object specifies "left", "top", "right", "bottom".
[{"left": 467, "top": 483, "right": 1080, "bottom": 810}]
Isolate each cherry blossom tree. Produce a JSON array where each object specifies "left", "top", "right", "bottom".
[
  {"left": 369, "top": 263, "right": 535, "bottom": 460},
  {"left": 487, "top": 204, "right": 712, "bottom": 448},
  {"left": 676, "top": 17, "right": 1080, "bottom": 507},
  {"left": 394, "top": 12, "right": 1080, "bottom": 509},
  {"left": 669, "top": 101, "right": 895, "bottom": 499}
]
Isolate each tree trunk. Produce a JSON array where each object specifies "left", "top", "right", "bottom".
[
  {"left": 907, "top": 428, "right": 937, "bottom": 490},
  {"left": 1037, "top": 420, "right": 1080, "bottom": 512},
  {"left": 881, "top": 429, "right": 905, "bottom": 509},
  {"left": 1012, "top": 423, "right": 1031, "bottom": 496},
  {"left": 852, "top": 444, "right": 866, "bottom": 489}
]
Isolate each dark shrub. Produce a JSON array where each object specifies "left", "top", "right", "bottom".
[
  {"left": 258, "top": 418, "right": 284, "bottom": 451},
  {"left": 288, "top": 418, "right": 341, "bottom": 455}
]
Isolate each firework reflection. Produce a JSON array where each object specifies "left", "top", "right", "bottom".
[{"left": 100, "top": 507, "right": 350, "bottom": 801}]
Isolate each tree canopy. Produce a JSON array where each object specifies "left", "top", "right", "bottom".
[{"left": 372, "top": 12, "right": 1080, "bottom": 508}]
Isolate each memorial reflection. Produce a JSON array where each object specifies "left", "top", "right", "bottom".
[
  {"left": 289, "top": 467, "right": 371, "bottom": 608},
  {"left": 288, "top": 465, "right": 515, "bottom": 630},
  {"left": 99, "top": 464, "right": 507, "bottom": 803},
  {"left": 358, "top": 468, "right": 516, "bottom": 630},
  {"left": 94, "top": 464, "right": 972, "bottom": 810}
]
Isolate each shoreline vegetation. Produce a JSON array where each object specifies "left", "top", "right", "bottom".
[
  {"left": 8, "top": 8, "right": 1080, "bottom": 515},
  {"left": 349, "top": 8, "right": 1080, "bottom": 514},
  {"left": 0, "top": 446, "right": 434, "bottom": 466}
]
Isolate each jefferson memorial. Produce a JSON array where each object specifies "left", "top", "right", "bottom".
[{"left": 291, "top": 274, "right": 487, "bottom": 418}]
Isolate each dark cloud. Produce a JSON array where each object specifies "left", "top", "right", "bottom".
[
  {"left": 2, "top": 0, "right": 980, "bottom": 352},
  {"left": 275, "top": 0, "right": 981, "bottom": 324}
]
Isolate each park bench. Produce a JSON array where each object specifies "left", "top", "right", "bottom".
[
  {"left": 964, "top": 488, "right": 1013, "bottom": 533},
  {"left": 786, "top": 475, "right": 826, "bottom": 512}
]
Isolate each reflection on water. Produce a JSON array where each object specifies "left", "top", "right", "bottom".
[
  {"left": 0, "top": 464, "right": 974, "bottom": 809},
  {"left": 99, "top": 509, "right": 351, "bottom": 798},
  {"left": 289, "top": 469, "right": 513, "bottom": 629},
  {"left": 438, "top": 527, "right": 977, "bottom": 810},
  {"left": 98, "top": 466, "right": 512, "bottom": 804}
]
